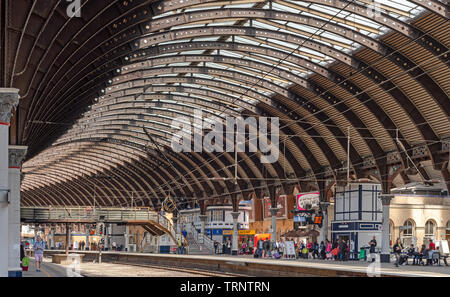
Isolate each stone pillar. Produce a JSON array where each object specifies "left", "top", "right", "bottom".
[
  {"left": 269, "top": 208, "right": 279, "bottom": 245},
  {"left": 231, "top": 212, "right": 240, "bottom": 256},
  {"left": 50, "top": 226, "right": 55, "bottom": 249},
  {"left": 65, "top": 224, "right": 69, "bottom": 255},
  {"left": 8, "top": 145, "right": 27, "bottom": 277},
  {"left": 85, "top": 224, "right": 90, "bottom": 250},
  {"left": 0, "top": 89, "right": 20, "bottom": 277},
  {"left": 67, "top": 225, "right": 72, "bottom": 250},
  {"left": 199, "top": 215, "right": 207, "bottom": 236},
  {"left": 124, "top": 225, "right": 129, "bottom": 251},
  {"left": 380, "top": 194, "right": 394, "bottom": 263},
  {"left": 319, "top": 202, "right": 330, "bottom": 243},
  {"left": 104, "top": 223, "right": 110, "bottom": 250}
]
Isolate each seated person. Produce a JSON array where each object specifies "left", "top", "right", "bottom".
[
  {"left": 407, "top": 244, "right": 416, "bottom": 265},
  {"left": 435, "top": 247, "right": 448, "bottom": 266},
  {"left": 414, "top": 244, "right": 426, "bottom": 265}
]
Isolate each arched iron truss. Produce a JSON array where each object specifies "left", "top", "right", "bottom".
[{"left": 2, "top": 0, "right": 449, "bottom": 208}]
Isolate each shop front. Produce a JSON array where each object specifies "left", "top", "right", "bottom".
[{"left": 223, "top": 229, "right": 256, "bottom": 254}]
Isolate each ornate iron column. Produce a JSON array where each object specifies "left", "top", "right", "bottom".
[
  {"left": 319, "top": 201, "right": 331, "bottom": 243},
  {"left": 0, "top": 89, "right": 19, "bottom": 277},
  {"left": 230, "top": 211, "right": 240, "bottom": 256},
  {"left": 380, "top": 194, "right": 394, "bottom": 263},
  {"left": 8, "top": 145, "right": 27, "bottom": 277}
]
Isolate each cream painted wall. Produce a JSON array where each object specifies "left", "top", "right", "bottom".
[{"left": 389, "top": 195, "right": 450, "bottom": 247}]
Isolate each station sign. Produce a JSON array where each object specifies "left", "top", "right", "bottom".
[{"left": 222, "top": 230, "right": 256, "bottom": 236}]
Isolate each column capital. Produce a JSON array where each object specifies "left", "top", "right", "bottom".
[
  {"left": 230, "top": 211, "right": 240, "bottom": 219},
  {"left": 0, "top": 88, "right": 20, "bottom": 124},
  {"left": 8, "top": 145, "right": 28, "bottom": 168},
  {"left": 269, "top": 207, "right": 279, "bottom": 216},
  {"left": 379, "top": 194, "right": 394, "bottom": 206},
  {"left": 319, "top": 201, "right": 330, "bottom": 211}
]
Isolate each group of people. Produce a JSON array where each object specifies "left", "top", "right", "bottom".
[
  {"left": 177, "top": 238, "right": 188, "bottom": 254},
  {"left": 251, "top": 237, "right": 352, "bottom": 261},
  {"left": 294, "top": 239, "right": 351, "bottom": 261},
  {"left": 392, "top": 238, "right": 446, "bottom": 267},
  {"left": 255, "top": 238, "right": 276, "bottom": 258}
]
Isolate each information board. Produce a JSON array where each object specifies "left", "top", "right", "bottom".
[
  {"left": 285, "top": 241, "right": 296, "bottom": 256},
  {"left": 436, "top": 240, "right": 449, "bottom": 254}
]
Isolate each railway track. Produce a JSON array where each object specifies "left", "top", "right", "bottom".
[{"left": 107, "top": 261, "right": 248, "bottom": 277}]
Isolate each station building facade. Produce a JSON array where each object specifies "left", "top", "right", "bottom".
[{"left": 389, "top": 183, "right": 450, "bottom": 248}]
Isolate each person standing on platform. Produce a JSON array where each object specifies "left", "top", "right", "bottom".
[
  {"left": 227, "top": 240, "right": 231, "bottom": 255},
  {"left": 34, "top": 235, "right": 45, "bottom": 272},
  {"left": 214, "top": 241, "right": 218, "bottom": 254},
  {"left": 222, "top": 241, "right": 226, "bottom": 255},
  {"left": 325, "top": 240, "right": 332, "bottom": 260},
  {"left": 393, "top": 238, "right": 403, "bottom": 267},
  {"left": 263, "top": 238, "right": 270, "bottom": 258},
  {"left": 369, "top": 236, "right": 377, "bottom": 262},
  {"left": 427, "top": 239, "right": 436, "bottom": 265},
  {"left": 313, "top": 241, "right": 319, "bottom": 259},
  {"left": 339, "top": 239, "right": 347, "bottom": 261},
  {"left": 257, "top": 238, "right": 264, "bottom": 258}
]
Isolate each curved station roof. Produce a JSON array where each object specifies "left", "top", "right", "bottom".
[{"left": 2, "top": 0, "right": 449, "bottom": 210}]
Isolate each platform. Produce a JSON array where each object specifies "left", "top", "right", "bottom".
[{"left": 41, "top": 250, "right": 450, "bottom": 277}]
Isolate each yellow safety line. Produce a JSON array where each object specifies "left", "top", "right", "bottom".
[{"left": 41, "top": 266, "right": 51, "bottom": 277}]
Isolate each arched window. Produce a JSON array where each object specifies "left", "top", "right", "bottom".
[
  {"left": 401, "top": 220, "right": 415, "bottom": 246},
  {"left": 447, "top": 221, "right": 450, "bottom": 240},
  {"left": 402, "top": 220, "right": 414, "bottom": 236},
  {"left": 424, "top": 220, "right": 436, "bottom": 240}
]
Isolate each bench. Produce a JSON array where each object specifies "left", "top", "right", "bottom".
[{"left": 51, "top": 254, "right": 85, "bottom": 265}]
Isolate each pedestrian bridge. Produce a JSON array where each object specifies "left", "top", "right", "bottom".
[{"left": 20, "top": 207, "right": 176, "bottom": 241}]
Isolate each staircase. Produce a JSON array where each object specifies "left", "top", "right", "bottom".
[
  {"left": 183, "top": 223, "right": 216, "bottom": 255},
  {"left": 185, "top": 231, "right": 212, "bottom": 255}
]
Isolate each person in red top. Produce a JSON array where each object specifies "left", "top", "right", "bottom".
[
  {"left": 428, "top": 239, "right": 435, "bottom": 250},
  {"left": 427, "top": 239, "right": 436, "bottom": 265}
]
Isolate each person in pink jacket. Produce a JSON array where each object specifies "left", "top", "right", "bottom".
[{"left": 325, "top": 239, "right": 332, "bottom": 260}]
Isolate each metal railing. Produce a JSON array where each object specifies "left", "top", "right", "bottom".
[
  {"left": 185, "top": 222, "right": 214, "bottom": 253},
  {"left": 21, "top": 206, "right": 159, "bottom": 222}
]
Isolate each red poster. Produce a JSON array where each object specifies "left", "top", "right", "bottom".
[{"left": 263, "top": 195, "right": 287, "bottom": 219}]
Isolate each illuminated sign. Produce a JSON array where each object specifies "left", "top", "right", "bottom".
[
  {"left": 223, "top": 230, "right": 256, "bottom": 235},
  {"left": 296, "top": 192, "right": 320, "bottom": 210}
]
